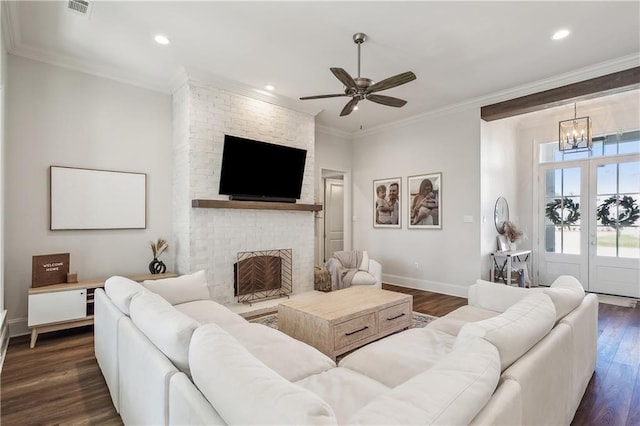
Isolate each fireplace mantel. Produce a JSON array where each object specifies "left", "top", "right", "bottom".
[{"left": 192, "top": 199, "right": 322, "bottom": 212}]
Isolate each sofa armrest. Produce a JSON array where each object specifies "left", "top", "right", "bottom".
[{"left": 368, "top": 259, "right": 382, "bottom": 289}]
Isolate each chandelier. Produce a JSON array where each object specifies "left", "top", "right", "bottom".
[{"left": 559, "top": 103, "right": 592, "bottom": 152}]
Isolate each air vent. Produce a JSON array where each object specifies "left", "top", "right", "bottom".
[{"left": 67, "top": 0, "right": 91, "bottom": 17}]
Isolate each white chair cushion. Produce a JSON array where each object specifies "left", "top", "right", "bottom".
[
  {"left": 142, "top": 270, "right": 210, "bottom": 305},
  {"left": 173, "top": 300, "right": 248, "bottom": 329},
  {"left": 349, "top": 338, "right": 500, "bottom": 425},
  {"left": 104, "top": 276, "right": 147, "bottom": 315},
  {"left": 358, "top": 251, "right": 369, "bottom": 271},
  {"left": 189, "top": 324, "right": 338, "bottom": 425},
  {"left": 129, "top": 291, "right": 199, "bottom": 375},
  {"left": 350, "top": 270, "right": 378, "bottom": 286},
  {"left": 455, "top": 292, "right": 556, "bottom": 371}
]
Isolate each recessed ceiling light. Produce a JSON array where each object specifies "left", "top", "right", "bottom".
[
  {"left": 353, "top": 106, "right": 359, "bottom": 111},
  {"left": 154, "top": 34, "right": 170, "bottom": 45},
  {"left": 552, "top": 29, "right": 570, "bottom": 40},
  {"left": 265, "top": 84, "right": 275, "bottom": 91}
]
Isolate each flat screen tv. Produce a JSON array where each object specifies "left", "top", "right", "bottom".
[{"left": 219, "top": 135, "right": 307, "bottom": 203}]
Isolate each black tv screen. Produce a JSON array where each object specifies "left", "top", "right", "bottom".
[{"left": 219, "top": 135, "right": 307, "bottom": 202}]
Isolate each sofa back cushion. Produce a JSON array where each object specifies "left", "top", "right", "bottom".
[
  {"left": 455, "top": 293, "right": 556, "bottom": 371},
  {"left": 129, "top": 291, "right": 199, "bottom": 375},
  {"left": 142, "top": 270, "right": 210, "bottom": 305},
  {"left": 349, "top": 338, "right": 500, "bottom": 425},
  {"left": 544, "top": 275, "right": 585, "bottom": 320},
  {"left": 189, "top": 323, "right": 337, "bottom": 425},
  {"left": 104, "top": 276, "right": 147, "bottom": 315}
]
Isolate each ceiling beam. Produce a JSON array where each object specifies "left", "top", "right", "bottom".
[{"left": 481, "top": 66, "right": 640, "bottom": 122}]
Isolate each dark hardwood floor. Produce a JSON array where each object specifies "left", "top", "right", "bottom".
[{"left": 1, "top": 286, "right": 638, "bottom": 425}]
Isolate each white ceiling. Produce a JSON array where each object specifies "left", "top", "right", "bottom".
[{"left": 3, "top": 1, "right": 640, "bottom": 134}]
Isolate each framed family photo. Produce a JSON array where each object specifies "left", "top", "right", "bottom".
[
  {"left": 373, "top": 177, "right": 401, "bottom": 228},
  {"left": 408, "top": 173, "right": 442, "bottom": 229}
]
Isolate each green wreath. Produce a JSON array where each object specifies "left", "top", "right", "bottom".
[
  {"left": 545, "top": 197, "right": 580, "bottom": 227},
  {"left": 596, "top": 195, "right": 640, "bottom": 228}
]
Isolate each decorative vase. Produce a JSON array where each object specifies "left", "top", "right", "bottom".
[
  {"left": 509, "top": 242, "right": 517, "bottom": 251},
  {"left": 149, "top": 257, "right": 166, "bottom": 274}
]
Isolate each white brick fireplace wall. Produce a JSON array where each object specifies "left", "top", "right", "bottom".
[{"left": 173, "top": 80, "right": 316, "bottom": 304}]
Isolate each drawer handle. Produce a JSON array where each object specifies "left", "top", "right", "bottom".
[
  {"left": 345, "top": 326, "right": 369, "bottom": 336},
  {"left": 387, "top": 313, "right": 406, "bottom": 321}
]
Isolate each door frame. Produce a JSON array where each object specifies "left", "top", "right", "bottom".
[{"left": 316, "top": 169, "right": 352, "bottom": 265}]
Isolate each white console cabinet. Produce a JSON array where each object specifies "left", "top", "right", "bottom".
[{"left": 27, "top": 272, "right": 176, "bottom": 348}]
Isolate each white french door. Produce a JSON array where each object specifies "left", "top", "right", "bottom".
[{"left": 538, "top": 155, "right": 640, "bottom": 297}]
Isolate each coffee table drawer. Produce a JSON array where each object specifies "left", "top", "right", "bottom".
[
  {"left": 334, "top": 312, "right": 376, "bottom": 350},
  {"left": 378, "top": 301, "right": 412, "bottom": 334}
]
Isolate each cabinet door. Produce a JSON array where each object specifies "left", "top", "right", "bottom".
[{"left": 28, "top": 289, "right": 87, "bottom": 326}]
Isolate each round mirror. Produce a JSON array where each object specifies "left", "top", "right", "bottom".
[{"left": 494, "top": 197, "right": 509, "bottom": 233}]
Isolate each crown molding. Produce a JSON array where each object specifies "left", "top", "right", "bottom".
[
  {"left": 351, "top": 54, "right": 640, "bottom": 140},
  {"left": 315, "top": 124, "right": 352, "bottom": 139}
]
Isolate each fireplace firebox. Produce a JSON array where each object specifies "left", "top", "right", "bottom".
[{"left": 234, "top": 249, "right": 292, "bottom": 304}]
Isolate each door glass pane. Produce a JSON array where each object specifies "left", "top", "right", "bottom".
[
  {"left": 544, "top": 167, "right": 581, "bottom": 254},
  {"left": 596, "top": 161, "right": 640, "bottom": 259},
  {"left": 619, "top": 161, "right": 640, "bottom": 194}
]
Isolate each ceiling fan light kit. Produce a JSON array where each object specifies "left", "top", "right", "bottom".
[{"left": 300, "top": 32, "right": 417, "bottom": 117}]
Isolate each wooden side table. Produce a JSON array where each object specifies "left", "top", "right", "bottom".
[{"left": 490, "top": 250, "right": 532, "bottom": 287}]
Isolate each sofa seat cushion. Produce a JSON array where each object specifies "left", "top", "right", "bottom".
[
  {"left": 349, "top": 338, "right": 500, "bottom": 425},
  {"left": 189, "top": 324, "right": 338, "bottom": 425},
  {"left": 142, "top": 270, "right": 210, "bottom": 305},
  {"left": 174, "top": 300, "right": 248, "bottom": 329},
  {"left": 104, "top": 276, "right": 148, "bottom": 315},
  {"left": 229, "top": 323, "right": 336, "bottom": 382},
  {"left": 455, "top": 292, "right": 556, "bottom": 371},
  {"left": 295, "top": 367, "right": 390, "bottom": 424},
  {"left": 427, "top": 305, "right": 498, "bottom": 336},
  {"left": 339, "top": 327, "right": 456, "bottom": 388},
  {"left": 129, "top": 291, "right": 199, "bottom": 375}
]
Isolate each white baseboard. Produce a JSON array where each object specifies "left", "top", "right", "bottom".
[
  {"left": 8, "top": 317, "right": 29, "bottom": 337},
  {"left": 1, "top": 310, "right": 9, "bottom": 373},
  {"left": 382, "top": 274, "right": 468, "bottom": 299}
]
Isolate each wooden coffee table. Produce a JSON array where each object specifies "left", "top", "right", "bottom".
[{"left": 278, "top": 286, "right": 412, "bottom": 361}]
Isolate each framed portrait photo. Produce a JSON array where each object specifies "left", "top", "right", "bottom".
[
  {"left": 373, "top": 177, "right": 401, "bottom": 228},
  {"left": 408, "top": 173, "right": 442, "bottom": 229}
]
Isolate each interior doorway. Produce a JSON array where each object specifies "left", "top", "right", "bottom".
[{"left": 317, "top": 169, "right": 351, "bottom": 264}]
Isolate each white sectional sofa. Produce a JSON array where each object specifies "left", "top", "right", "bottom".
[{"left": 94, "top": 272, "right": 597, "bottom": 425}]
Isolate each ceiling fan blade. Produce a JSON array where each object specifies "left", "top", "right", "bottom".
[
  {"left": 340, "top": 97, "right": 359, "bottom": 117},
  {"left": 366, "top": 94, "right": 407, "bottom": 108},
  {"left": 300, "top": 93, "right": 348, "bottom": 100},
  {"left": 365, "top": 71, "right": 416, "bottom": 94},
  {"left": 330, "top": 67, "right": 358, "bottom": 91}
]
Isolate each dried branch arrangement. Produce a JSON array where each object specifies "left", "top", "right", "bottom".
[
  {"left": 501, "top": 221, "right": 524, "bottom": 243},
  {"left": 150, "top": 238, "right": 168, "bottom": 258}
]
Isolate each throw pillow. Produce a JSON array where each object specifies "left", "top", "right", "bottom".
[
  {"left": 358, "top": 251, "right": 369, "bottom": 271},
  {"left": 142, "top": 270, "right": 210, "bottom": 305}
]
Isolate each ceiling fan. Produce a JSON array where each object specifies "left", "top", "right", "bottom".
[{"left": 300, "top": 33, "right": 417, "bottom": 117}]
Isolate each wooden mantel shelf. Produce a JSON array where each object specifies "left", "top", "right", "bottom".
[{"left": 192, "top": 199, "right": 322, "bottom": 212}]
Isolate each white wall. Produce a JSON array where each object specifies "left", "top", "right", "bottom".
[
  {"left": 0, "top": 2, "right": 6, "bottom": 311},
  {"left": 479, "top": 117, "right": 520, "bottom": 280},
  {"left": 315, "top": 129, "right": 353, "bottom": 263},
  {"left": 5, "top": 56, "right": 173, "bottom": 335},
  {"left": 351, "top": 107, "right": 482, "bottom": 297}
]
